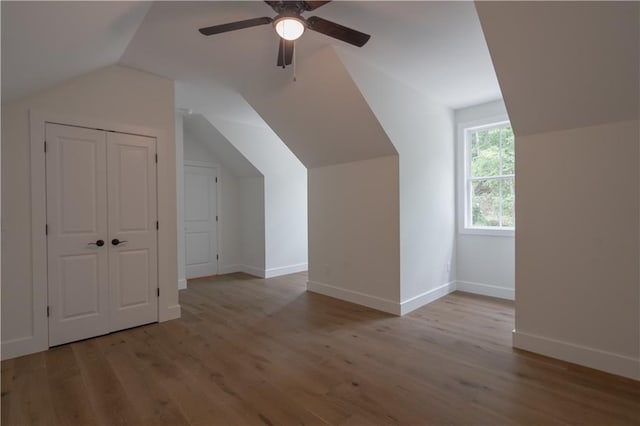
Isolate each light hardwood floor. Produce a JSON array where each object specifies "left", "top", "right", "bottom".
[{"left": 2, "top": 272, "right": 639, "bottom": 425}]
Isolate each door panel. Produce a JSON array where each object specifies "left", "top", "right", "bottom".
[
  {"left": 185, "top": 166, "right": 218, "bottom": 278},
  {"left": 185, "top": 174, "right": 210, "bottom": 221},
  {"left": 107, "top": 132, "right": 158, "bottom": 331},
  {"left": 186, "top": 232, "right": 211, "bottom": 264},
  {"left": 116, "top": 145, "right": 149, "bottom": 231},
  {"left": 116, "top": 249, "right": 150, "bottom": 308},
  {"left": 46, "top": 123, "right": 109, "bottom": 346},
  {"left": 60, "top": 139, "right": 100, "bottom": 233},
  {"left": 59, "top": 254, "right": 100, "bottom": 319}
]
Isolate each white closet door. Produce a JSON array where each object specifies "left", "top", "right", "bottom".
[
  {"left": 46, "top": 123, "right": 110, "bottom": 346},
  {"left": 185, "top": 166, "right": 218, "bottom": 278},
  {"left": 107, "top": 132, "right": 158, "bottom": 331}
]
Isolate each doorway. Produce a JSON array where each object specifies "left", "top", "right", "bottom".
[
  {"left": 184, "top": 163, "right": 219, "bottom": 279},
  {"left": 45, "top": 122, "right": 159, "bottom": 346}
]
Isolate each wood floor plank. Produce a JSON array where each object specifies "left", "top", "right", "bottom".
[
  {"left": 72, "top": 339, "right": 143, "bottom": 426},
  {"left": 45, "top": 346, "right": 100, "bottom": 426},
  {"left": 7, "top": 355, "right": 57, "bottom": 426},
  {"left": 1, "top": 358, "right": 12, "bottom": 425},
  {"left": 2, "top": 272, "right": 639, "bottom": 425},
  {"left": 95, "top": 332, "right": 191, "bottom": 426},
  {"left": 123, "top": 325, "right": 254, "bottom": 426}
]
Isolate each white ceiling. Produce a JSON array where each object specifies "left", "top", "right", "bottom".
[
  {"left": 121, "top": 1, "right": 500, "bottom": 110},
  {"left": 477, "top": 1, "right": 639, "bottom": 136},
  {"left": 1, "top": 1, "right": 151, "bottom": 101},
  {"left": 183, "top": 113, "right": 262, "bottom": 177},
  {"left": 2, "top": 1, "right": 501, "bottom": 112}
]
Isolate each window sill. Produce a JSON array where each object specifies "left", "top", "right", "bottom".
[{"left": 459, "top": 227, "right": 514, "bottom": 237}]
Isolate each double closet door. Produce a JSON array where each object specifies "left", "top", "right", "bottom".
[{"left": 46, "top": 123, "right": 158, "bottom": 346}]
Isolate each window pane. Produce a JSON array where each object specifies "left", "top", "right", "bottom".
[
  {"left": 471, "top": 128, "right": 501, "bottom": 178},
  {"left": 471, "top": 179, "right": 500, "bottom": 227},
  {"left": 501, "top": 177, "right": 515, "bottom": 227},
  {"left": 502, "top": 127, "right": 515, "bottom": 175}
]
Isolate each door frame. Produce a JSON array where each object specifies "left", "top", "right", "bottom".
[
  {"left": 184, "top": 160, "right": 221, "bottom": 279},
  {"left": 14, "top": 109, "right": 179, "bottom": 360}
]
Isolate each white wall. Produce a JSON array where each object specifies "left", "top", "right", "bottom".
[
  {"left": 515, "top": 120, "right": 639, "bottom": 379},
  {"left": 308, "top": 156, "right": 401, "bottom": 312},
  {"left": 477, "top": 1, "right": 640, "bottom": 379},
  {"left": 264, "top": 173, "right": 308, "bottom": 277},
  {"left": 454, "top": 100, "right": 515, "bottom": 299},
  {"left": 237, "top": 47, "right": 400, "bottom": 311},
  {"left": 1, "top": 65, "right": 179, "bottom": 359},
  {"left": 210, "top": 119, "right": 308, "bottom": 276},
  {"left": 239, "top": 177, "right": 266, "bottom": 275},
  {"left": 338, "top": 51, "right": 456, "bottom": 313},
  {"left": 184, "top": 131, "right": 217, "bottom": 161},
  {"left": 176, "top": 82, "right": 308, "bottom": 278},
  {"left": 218, "top": 172, "right": 241, "bottom": 272},
  {"left": 183, "top": 128, "right": 263, "bottom": 276},
  {"left": 175, "top": 113, "right": 186, "bottom": 290}
]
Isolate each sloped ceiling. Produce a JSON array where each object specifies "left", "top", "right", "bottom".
[
  {"left": 243, "top": 46, "right": 397, "bottom": 168},
  {"left": 476, "top": 1, "right": 639, "bottom": 136},
  {"left": 2, "top": 1, "right": 500, "bottom": 111},
  {"left": 175, "top": 80, "right": 306, "bottom": 176},
  {"left": 1, "top": 1, "right": 151, "bottom": 101},
  {"left": 183, "top": 114, "right": 262, "bottom": 177},
  {"left": 2, "top": 1, "right": 503, "bottom": 158},
  {"left": 120, "top": 1, "right": 500, "bottom": 110},
  {"left": 2, "top": 1, "right": 500, "bottom": 164}
]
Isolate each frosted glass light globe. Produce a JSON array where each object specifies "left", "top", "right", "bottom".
[{"left": 274, "top": 17, "right": 305, "bottom": 41}]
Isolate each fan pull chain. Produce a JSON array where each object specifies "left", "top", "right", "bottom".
[{"left": 293, "top": 40, "right": 297, "bottom": 82}]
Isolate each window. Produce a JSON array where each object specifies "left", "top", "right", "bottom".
[{"left": 463, "top": 121, "right": 514, "bottom": 232}]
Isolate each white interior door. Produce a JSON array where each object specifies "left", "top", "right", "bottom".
[
  {"left": 46, "top": 123, "right": 110, "bottom": 346},
  {"left": 107, "top": 132, "right": 158, "bottom": 331},
  {"left": 46, "top": 123, "right": 158, "bottom": 346},
  {"left": 185, "top": 165, "right": 218, "bottom": 278}
]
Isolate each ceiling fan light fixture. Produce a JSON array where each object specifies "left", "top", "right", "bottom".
[{"left": 274, "top": 16, "right": 305, "bottom": 41}]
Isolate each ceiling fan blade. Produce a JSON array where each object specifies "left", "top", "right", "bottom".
[
  {"left": 277, "top": 38, "right": 294, "bottom": 68},
  {"left": 301, "top": 1, "right": 332, "bottom": 11},
  {"left": 306, "top": 16, "right": 370, "bottom": 47},
  {"left": 198, "top": 17, "right": 273, "bottom": 36}
]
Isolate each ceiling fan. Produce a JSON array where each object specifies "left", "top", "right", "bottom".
[{"left": 198, "top": 1, "right": 371, "bottom": 68}]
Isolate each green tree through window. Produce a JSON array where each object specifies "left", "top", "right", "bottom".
[{"left": 466, "top": 123, "right": 514, "bottom": 228}]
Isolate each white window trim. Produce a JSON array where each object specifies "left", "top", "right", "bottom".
[{"left": 456, "top": 114, "right": 514, "bottom": 237}]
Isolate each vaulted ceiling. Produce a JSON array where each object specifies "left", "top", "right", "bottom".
[
  {"left": 476, "top": 1, "right": 639, "bottom": 136},
  {"left": 2, "top": 1, "right": 501, "bottom": 112},
  {"left": 1, "top": 1, "right": 151, "bottom": 101},
  {"left": 183, "top": 114, "right": 262, "bottom": 177}
]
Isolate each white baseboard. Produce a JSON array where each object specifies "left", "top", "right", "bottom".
[
  {"left": 219, "top": 264, "right": 307, "bottom": 279},
  {"left": 161, "top": 304, "right": 182, "bottom": 322},
  {"left": 219, "top": 264, "right": 241, "bottom": 275},
  {"left": 1, "top": 335, "right": 47, "bottom": 361},
  {"left": 307, "top": 280, "right": 400, "bottom": 315},
  {"left": 307, "top": 280, "right": 458, "bottom": 316},
  {"left": 3, "top": 305, "right": 183, "bottom": 360},
  {"left": 178, "top": 278, "right": 187, "bottom": 290},
  {"left": 513, "top": 330, "right": 640, "bottom": 380},
  {"left": 400, "top": 282, "right": 456, "bottom": 315},
  {"left": 265, "top": 263, "right": 308, "bottom": 278},
  {"left": 456, "top": 280, "right": 514, "bottom": 300},
  {"left": 240, "top": 265, "right": 266, "bottom": 278}
]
